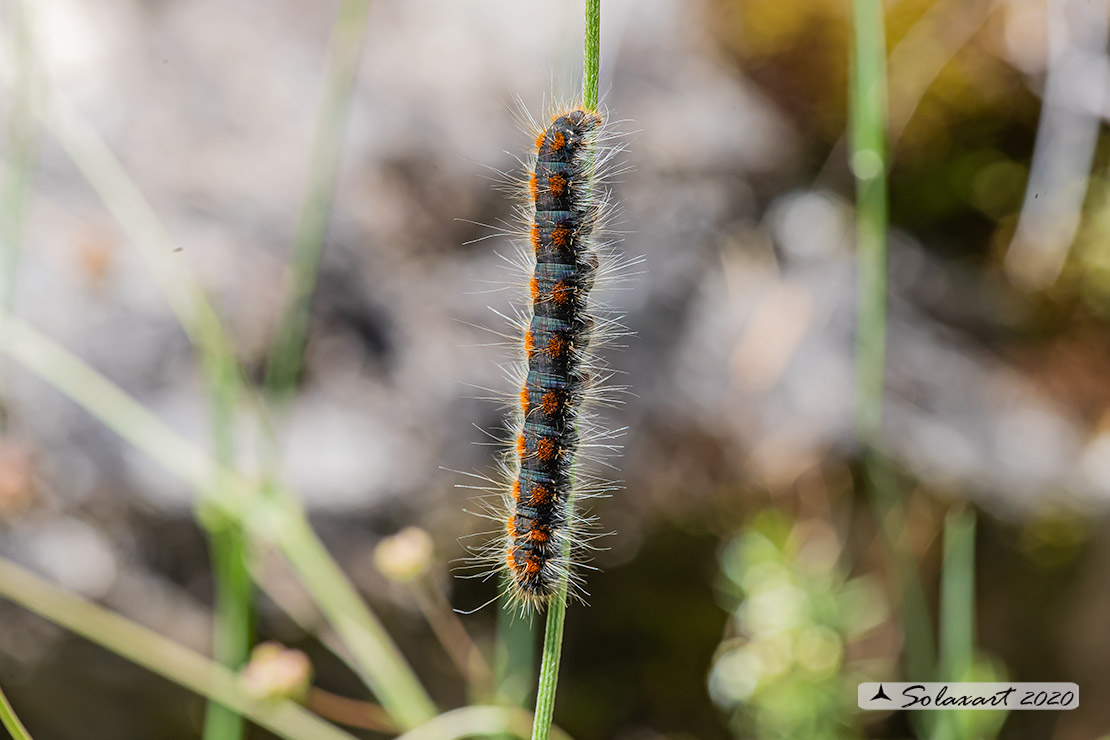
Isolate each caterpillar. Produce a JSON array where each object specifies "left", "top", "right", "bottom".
[{"left": 460, "top": 104, "right": 630, "bottom": 613}]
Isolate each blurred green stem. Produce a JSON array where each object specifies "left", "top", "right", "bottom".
[
  {"left": 0, "top": 556, "right": 356, "bottom": 740},
  {"left": 201, "top": 280, "right": 252, "bottom": 740},
  {"left": 849, "top": 1, "right": 936, "bottom": 731},
  {"left": 850, "top": 0, "right": 888, "bottom": 439},
  {"left": 938, "top": 506, "right": 976, "bottom": 680},
  {"left": 0, "top": 0, "right": 41, "bottom": 433},
  {"left": 264, "top": 0, "right": 373, "bottom": 405},
  {"left": 0, "top": 313, "right": 436, "bottom": 729},
  {"left": 934, "top": 506, "right": 977, "bottom": 740},
  {"left": 864, "top": 459, "right": 936, "bottom": 683},
  {"left": 203, "top": 515, "right": 253, "bottom": 740},
  {"left": 0, "top": 685, "right": 33, "bottom": 740}
]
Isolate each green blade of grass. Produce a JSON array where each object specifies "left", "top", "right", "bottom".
[
  {"left": 0, "top": 685, "right": 34, "bottom": 740},
  {"left": 934, "top": 506, "right": 977, "bottom": 740},
  {"left": 198, "top": 233, "right": 253, "bottom": 740},
  {"left": 583, "top": 0, "right": 601, "bottom": 113},
  {"left": 0, "top": 0, "right": 42, "bottom": 434},
  {"left": 938, "top": 506, "right": 976, "bottom": 681},
  {"left": 849, "top": 3, "right": 937, "bottom": 736},
  {"left": 850, "top": 0, "right": 888, "bottom": 441},
  {"left": 264, "top": 0, "right": 373, "bottom": 405},
  {"left": 203, "top": 522, "right": 253, "bottom": 740},
  {"left": 530, "top": 579, "right": 569, "bottom": 740}
]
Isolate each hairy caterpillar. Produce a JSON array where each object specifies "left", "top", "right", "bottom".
[{"left": 460, "top": 104, "right": 630, "bottom": 612}]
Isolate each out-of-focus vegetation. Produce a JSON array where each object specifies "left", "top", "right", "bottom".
[
  {"left": 710, "top": 510, "right": 884, "bottom": 740},
  {"left": 2, "top": 0, "right": 1110, "bottom": 739}
]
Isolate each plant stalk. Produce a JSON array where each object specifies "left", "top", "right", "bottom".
[
  {"left": 0, "top": 685, "right": 33, "bottom": 740},
  {"left": 583, "top": 0, "right": 601, "bottom": 112},
  {"left": 850, "top": 3, "right": 937, "bottom": 735},
  {"left": 264, "top": 0, "right": 373, "bottom": 405},
  {"left": 531, "top": 4, "right": 602, "bottom": 739}
]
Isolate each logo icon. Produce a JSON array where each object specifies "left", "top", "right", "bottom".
[{"left": 871, "top": 684, "right": 892, "bottom": 702}]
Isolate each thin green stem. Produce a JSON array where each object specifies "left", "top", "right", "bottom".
[
  {"left": 0, "top": 685, "right": 34, "bottom": 740},
  {"left": 0, "top": 0, "right": 41, "bottom": 433},
  {"left": 264, "top": 0, "right": 373, "bottom": 405},
  {"left": 530, "top": 577, "right": 569, "bottom": 740},
  {"left": 864, "top": 458, "right": 936, "bottom": 684},
  {"left": 0, "top": 313, "right": 215, "bottom": 487},
  {"left": 201, "top": 291, "right": 252, "bottom": 740},
  {"left": 938, "top": 506, "right": 976, "bottom": 680},
  {"left": 1, "top": 0, "right": 38, "bottom": 311},
  {"left": 850, "top": 4, "right": 936, "bottom": 737},
  {"left": 850, "top": 0, "right": 888, "bottom": 441},
  {"left": 934, "top": 507, "right": 977, "bottom": 740},
  {"left": 0, "top": 313, "right": 436, "bottom": 729},
  {"left": 203, "top": 523, "right": 253, "bottom": 740},
  {"left": 583, "top": 0, "right": 601, "bottom": 111},
  {"left": 532, "top": 5, "right": 603, "bottom": 737},
  {"left": 0, "top": 556, "right": 356, "bottom": 740}
]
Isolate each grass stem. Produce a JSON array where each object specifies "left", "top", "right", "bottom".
[
  {"left": 203, "top": 522, "right": 253, "bottom": 740},
  {"left": 849, "top": 2, "right": 937, "bottom": 733},
  {"left": 850, "top": 0, "right": 888, "bottom": 440},
  {"left": 264, "top": 0, "right": 373, "bottom": 405},
  {"left": 201, "top": 281, "right": 253, "bottom": 740},
  {"left": 583, "top": 0, "right": 601, "bottom": 112},
  {"left": 531, "top": 5, "right": 603, "bottom": 739},
  {"left": 933, "top": 506, "right": 977, "bottom": 740},
  {"left": 0, "top": 0, "right": 41, "bottom": 433},
  {"left": 530, "top": 578, "right": 569, "bottom": 740},
  {"left": 0, "top": 685, "right": 34, "bottom": 740}
]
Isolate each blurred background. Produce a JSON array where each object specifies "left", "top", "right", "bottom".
[{"left": 1, "top": 0, "right": 1110, "bottom": 738}]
